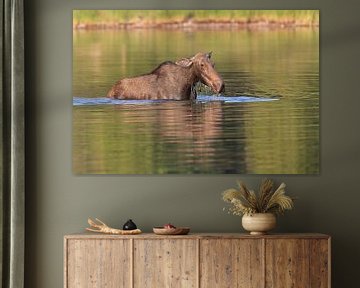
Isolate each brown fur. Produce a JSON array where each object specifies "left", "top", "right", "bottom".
[{"left": 107, "top": 52, "right": 224, "bottom": 100}]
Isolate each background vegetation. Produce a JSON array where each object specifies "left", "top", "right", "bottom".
[{"left": 73, "top": 10, "right": 319, "bottom": 28}]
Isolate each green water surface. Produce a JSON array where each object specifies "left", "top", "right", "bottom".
[{"left": 73, "top": 28, "right": 319, "bottom": 174}]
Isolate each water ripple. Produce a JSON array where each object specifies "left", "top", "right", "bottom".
[{"left": 73, "top": 95, "right": 278, "bottom": 106}]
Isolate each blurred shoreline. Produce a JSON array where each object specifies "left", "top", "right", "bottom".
[
  {"left": 73, "top": 10, "right": 319, "bottom": 30},
  {"left": 74, "top": 20, "right": 319, "bottom": 30}
]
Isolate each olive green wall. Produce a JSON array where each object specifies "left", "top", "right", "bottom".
[{"left": 24, "top": 0, "right": 360, "bottom": 287}]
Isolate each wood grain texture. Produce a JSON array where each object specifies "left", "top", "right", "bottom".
[
  {"left": 66, "top": 239, "right": 131, "bottom": 288},
  {"left": 133, "top": 239, "right": 198, "bottom": 288},
  {"left": 65, "top": 233, "right": 330, "bottom": 240},
  {"left": 265, "top": 239, "right": 310, "bottom": 288},
  {"left": 310, "top": 239, "right": 330, "bottom": 288},
  {"left": 64, "top": 234, "right": 330, "bottom": 288},
  {"left": 200, "top": 238, "right": 264, "bottom": 288}
]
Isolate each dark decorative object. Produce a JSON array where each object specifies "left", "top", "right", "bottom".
[{"left": 123, "top": 219, "right": 137, "bottom": 230}]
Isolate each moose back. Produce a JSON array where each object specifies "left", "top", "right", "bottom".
[{"left": 107, "top": 52, "right": 225, "bottom": 100}]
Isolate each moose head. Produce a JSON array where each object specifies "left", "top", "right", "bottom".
[{"left": 175, "top": 52, "right": 225, "bottom": 94}]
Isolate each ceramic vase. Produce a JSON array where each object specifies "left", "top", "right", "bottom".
[{"left": 242, "top": 213, "right": 276, "bottom": 235}]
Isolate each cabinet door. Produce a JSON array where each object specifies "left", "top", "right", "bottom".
[
  {"left": 200, "top": 239, "right": 264, "bottom": 288},
  {"left": 266, "top": 239, "right": 310, "bottom": 287},
  {"left": 66, "top": 239, "right": 131, "bottom": 288},
  {"left": 134, "top": 239, "right": 198, "bottom": 288},
  {"left": 309, "top": 239, "right": 330, "bottom": 288}
]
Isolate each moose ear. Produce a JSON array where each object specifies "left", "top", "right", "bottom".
[
  {"left": 175, "top": 58, "right": 193, "bottom": 67},
  {"left": 206, "top": 51, "right": 212, "bottom": 59}
]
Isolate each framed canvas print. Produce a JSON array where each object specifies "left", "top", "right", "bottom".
[{"left": 72, "top": 10, "right": 319, "bottom": 175}]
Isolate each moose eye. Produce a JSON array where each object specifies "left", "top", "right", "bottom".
[{"left": 200, "top": 63, "right": 205, "bottom": 68}]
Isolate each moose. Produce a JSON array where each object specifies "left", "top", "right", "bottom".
[{"left": 107, "top": 52, "right": 225, "bottom": 100}]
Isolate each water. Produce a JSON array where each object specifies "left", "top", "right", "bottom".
[{"left": 73, "top": 29, "right": 319, "bottom": 174}]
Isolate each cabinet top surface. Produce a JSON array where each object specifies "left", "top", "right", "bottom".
[{"left": 64, "top": 232, "right": 330, "bottom": 240}]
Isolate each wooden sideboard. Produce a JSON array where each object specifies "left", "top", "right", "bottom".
[{"left": 64, "top": 233, "right": 330, "bottom": 288}]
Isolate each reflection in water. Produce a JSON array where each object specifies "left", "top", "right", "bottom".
[
  {"left": 73, "top": 29, "right": 319, "bottom": 174},
  {"left": 74, "top": 101, "right": 242, "bottom": 174}
]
